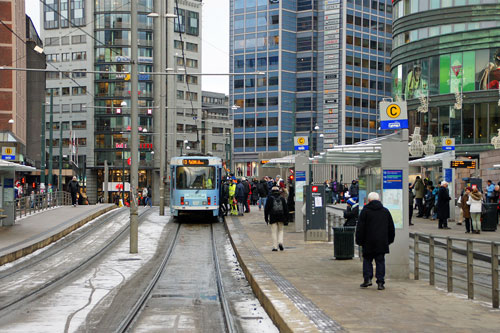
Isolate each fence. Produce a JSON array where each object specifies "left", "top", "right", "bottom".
[
  {"left": 14, "top": 191, "right": 72, "bottom": 220},
  {"left": 413, "top": 233, "right": 499, "bottom": 309}
]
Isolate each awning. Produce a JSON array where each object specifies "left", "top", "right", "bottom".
[
  {"left": 408, "top": 151, "right": 454, "bottom": 167},
  {"left": 309, "top": 132, "right": 407, "bottom": 167},
  {"left": 0, "top": 160, "right": 36, "bottom": 172},
  {"left": 263, "top": 154, "right": 297, "bottom": 168}
]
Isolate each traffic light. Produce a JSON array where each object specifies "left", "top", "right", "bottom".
[
  {"left": 32, "top": 182, "right": 36, "bottom": 188},
  {"left": 289, "top": 175, "right": 294, "bottom": 181},
  {"left": 21, "top": 177, "right": 25, "bottom": 184}
]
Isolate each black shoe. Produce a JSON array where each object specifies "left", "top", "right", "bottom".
[
  {"left": 444, "top": 227, "right": 451, "bottom": 229},
  {"left": 409, "top": 223, "right": 414, "bottom": 226},
  {"left": 360, "top": 280, "right": 372, "bottom": 288},
  {"left": 279, "top": 244, "right": 284, "bottom": 251},
  {"left": 377, "top": 283, "right": 385, "bottom": 290},
  {"left": 272, "top": 248, "right": 278, "bottom": 252}
]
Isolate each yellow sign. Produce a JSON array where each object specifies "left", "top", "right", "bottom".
[
  {"left": 445, "top": 139, "right": 452, "bottom": 145},
  {"left": 297, "top": 137, "right": 305, "bottom": 145},
  {"left": 4, "top": 148, "right": 12, "bottom": 155},
  {"left": 386, "top": 104, "right": 401, "bottom": 118}
]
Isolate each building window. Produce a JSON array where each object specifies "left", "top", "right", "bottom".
[
  {"left": 71, "top": 0, "right": 86, "bottom": 26},
  {"left": 186, "top": 92, "right": 198, "bottom": 101},
  {"left": 72, "top": 69, "right": 87, "bottom": 78},
  {"left": 47, "top": 54, "right": 60, "bottom": 62},
  {"left": 234, "top": 119, "right": 243, "bottom": 128},
  {"left": 174, "top": 40, "right": 183, "bottom": 49},
  {"left": 45, "top": 37, "right": 59, "bottom": 46},
  {"left": 174, "top": 8, "right": 185, "bottom": 33},
  {"left": 72, "top": 86, "right": 86, "bottom": 95},
  {"left": 186, "top": 58, "right": 198, "bottom": 68},
  {"left": 72, "top": 104, "right": 86, "bottom": 112},
  {"left": 44, "top": 1, "right": 59, "bottom": 29},
  {"left": 72, "top": 121, "right": 86, "bottom": 129},
  {"left": 62, "top": 87, "right": 70, "bottom": 96},
  {"left": 71, "top": 34, "right": 86, "bottom": 44},
  {"left": 61, "top": 36, "right": 70, "bottom": 45},
  {"left": 186, "top": 75, "right": 198, "bottom": 84},
  {"left": 46, "top": 71, "right": 60, "bottom": 80},
  {"left": 72, "top": 51, "right": 86, "bottom": 61},
  {"left": 61, "top": 53, "right": 70, "bottom": 62},
  {"left": 187, "top": 11, "right": 199, "bottom": 36},
  {"left": 62, "top": 104, "right": 70, "bottom": 112},
  {"left": 186, "top": 42, "right": 198, "bottom": 52}
]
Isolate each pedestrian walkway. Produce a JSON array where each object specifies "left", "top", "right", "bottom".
[
  {"left": 226, "top": 208, "right": 500, "bottom": 332},
  {"left": 0, "top": 204, "right": 115, "bottom": 265},
  {"left": 328, "top": 203, "right": 500, "bottom": 241}
]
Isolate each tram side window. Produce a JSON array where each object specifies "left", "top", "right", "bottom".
[{"left": 176, "top": 166, "right": 215, "bottom": 189}]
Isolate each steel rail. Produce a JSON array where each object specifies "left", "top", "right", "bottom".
[
  {"left": 211, "top": 223, "right": 237, "bottom": 333},
  {"left": 115, "top": 222, "right": 182, "bottom": 333}
]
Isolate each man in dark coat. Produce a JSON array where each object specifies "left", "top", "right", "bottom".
[
  {"left": 436, "top": 181, "right": 451, "bottom": 229},
  {"left": 355, "top": 192, "right": 395, "bottom": 290},
  {"left": 235, "top": 179, "right": 246, "bottom": 216},
  {"left": 257, "top": 178, "right": 269, "bottom": 211},
  {"left": 349, "top": 180, "right": 359, "bottom": 198},
  {"left": 343, "top": 198, "right": 359, "bottom": 226},
  {"left": 242, "top": 177, "right": 251, "bottom": 213},
  {"left": 264, "top": 186, "right": 289, "bottom": 251},
  {"left": 68, "top": 176, "right": 80, "bottom": 207}
]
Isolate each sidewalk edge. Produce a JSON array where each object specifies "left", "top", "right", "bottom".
[
  {"left": 0, "top": 205, "right": 116, "bottom": 266},
  {"left": 224, "top": 216, "right": 319, "bottom": 333}
]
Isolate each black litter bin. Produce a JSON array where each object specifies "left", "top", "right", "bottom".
[
  {"left": 481, "top": 203, "right": 498, "bottom": 231},
  {"left": 333, "top": 226, "right": 355, "bottom": 259}
]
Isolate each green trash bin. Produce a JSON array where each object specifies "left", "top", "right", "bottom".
[{"left": 333, "top": 226, "right": 355, "bottom": 260}]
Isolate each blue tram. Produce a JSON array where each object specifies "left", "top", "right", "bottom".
[{"left": 170, "top": 156, "right": 222, "bottom": 217}]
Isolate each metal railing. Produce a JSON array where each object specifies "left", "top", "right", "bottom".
[
  {"left": 14, "top": 191, "right": 72, "bottom": 220},
  {"left": 413, "top": 232, "right": 500, "bottom": 309}
]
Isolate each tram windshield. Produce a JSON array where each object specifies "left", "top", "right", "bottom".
[{"left": 176, "top": 166, "right": 216, "bottom": 189}]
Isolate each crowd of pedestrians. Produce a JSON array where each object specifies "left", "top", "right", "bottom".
[{"left": 409, "top": 177, "right": 500, "bottom": 233}]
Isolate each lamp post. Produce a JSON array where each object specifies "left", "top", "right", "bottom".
[
  {"left": 149, "top": 6, "right": 176, "bottom": 216},
  {"left": 130, "top": 0, "right": 139, "bottom": 253},
  {"left": 48, "top": 89, "right": 54, "bottom": 188}
]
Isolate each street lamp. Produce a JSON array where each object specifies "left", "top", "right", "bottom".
[{"left": 181, "top": 139, "right": 188, "bottom": 155}]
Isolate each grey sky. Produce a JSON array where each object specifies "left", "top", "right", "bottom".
[{"left": 25, "top": 0, "right": 230, "bottom": 95}]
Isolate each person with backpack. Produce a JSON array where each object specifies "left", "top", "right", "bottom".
[
  {"left": 264, "top": 186, "right": 289, "bottom": 252},
  {"left": 241, "top": 177, "right": 251, "bottom": 213}
]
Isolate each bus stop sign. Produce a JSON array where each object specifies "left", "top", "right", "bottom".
[{"left": 379, "top": 101, "right": 408, "bottom": 130}]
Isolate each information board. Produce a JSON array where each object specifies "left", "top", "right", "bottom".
[{"left": 451, "top": 160, "right": 476, "bottom": 169}]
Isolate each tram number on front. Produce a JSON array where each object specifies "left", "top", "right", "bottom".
[{"left": 183, "top": 159, "right": 208, "bottom": 166}]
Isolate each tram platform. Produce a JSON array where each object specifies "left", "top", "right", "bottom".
[
  {"left": 0, "top": 204, "right": 115, "bottom": 266},
  {"left": 226, "top": 208, "right": 500, "bottom": 332}
]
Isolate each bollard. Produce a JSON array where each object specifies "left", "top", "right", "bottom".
[
  {"left": 492, "top": 243, "right": 499, "bottom": 309},
  {"left": 414, "top": 234, "right": 419, "bottom": 280},
  {"left": 328, "top": 214, "right": 333, "bottom": 242},
  {"left": 466, "top": 240, "right": 474, "bottom": 300},
  {"left": 429, "top": 236, "right": 435, "bottom": 286},
  {"left": 447, "top": 238, "right": 453, "bottom": 293}
]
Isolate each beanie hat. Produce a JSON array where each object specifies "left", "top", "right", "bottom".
[{"left": 347, "top": 198, "right": 356, "bottom": 206}]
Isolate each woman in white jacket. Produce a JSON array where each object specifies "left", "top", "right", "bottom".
[{"left": 467, "top": 187, "right": 483, "bottom": 234}]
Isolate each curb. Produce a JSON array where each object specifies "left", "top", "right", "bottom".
[
  {"left": 0, "top": 205, "right": 116, "bottom": 266},
  {"left": 224, "top": 216, "right": 319, "bottom": 333}
]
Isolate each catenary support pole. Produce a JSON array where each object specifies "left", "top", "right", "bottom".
[{"left": 130, "top": 0, "right": 139, "bottom": 253}]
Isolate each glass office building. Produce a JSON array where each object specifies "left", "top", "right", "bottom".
[
  {"left": 230, "top": 0, "right": 393, "bottom": 175},
  {"left": 391, "top": 0, "right": 500, "bottom": 151}
]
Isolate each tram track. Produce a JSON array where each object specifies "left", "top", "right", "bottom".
[
  {"left": 0, "top": 207, "right": 153, "bottom": 318},
  {"left": 117, "top": 222, "right": 237, "bottom": 333}
]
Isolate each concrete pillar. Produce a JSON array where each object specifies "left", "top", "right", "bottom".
[
  {"left": 441, "top": 151, "right": 456, "bottom": 222},
  {"left": 294, "top": 153, "right": 309, "bottom": 232},
  {"left": 381, "top": 129, "right": 409, "bottom": 280},
  {"left": 86, "top": 171, "right": 98, "bottom": 205}
]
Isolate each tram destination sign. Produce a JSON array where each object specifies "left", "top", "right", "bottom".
[
  {"left": 183, "top": 159, "right": 209, "bottom": 166},
  {"left": 451, "top": 160, "right": 476, "bottom": 169}
]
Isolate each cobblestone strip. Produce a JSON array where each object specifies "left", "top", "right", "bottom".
[{"left": 232, "top": 217, "right": 345, "bottom": 333}]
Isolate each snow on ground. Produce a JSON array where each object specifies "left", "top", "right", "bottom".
[
  {"left": 0, "top": 210, "right": 170, "bottom": 332},
  {"left": 0, "top": 208, "right": 121, "bottom": 272},
  {"left": 224, "top": 241, "right": 278, "bottom": 332}
]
